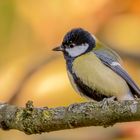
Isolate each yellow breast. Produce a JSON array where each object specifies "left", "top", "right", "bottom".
[{"left": 72, "top": 52, "right": 130, "bottom": 99}]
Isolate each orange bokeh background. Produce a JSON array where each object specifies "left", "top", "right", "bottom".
[{"left": 0, "top": 0, "right": 140, "bottom": 139}]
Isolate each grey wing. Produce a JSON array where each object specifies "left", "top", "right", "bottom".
[{"left": 94, "top": 49, "right": 140, "bottom": 98}]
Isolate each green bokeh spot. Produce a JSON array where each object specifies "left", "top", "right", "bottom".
[{"left": 0, "top": 0, "right": 15, "bottom": 46}]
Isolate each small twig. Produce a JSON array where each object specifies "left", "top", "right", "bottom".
[
  {"left": 114, "top": 49, "right": 140, "bottom": 63},
  {"left": 8, "top": 54, "right": 59, "bottom": 104}
]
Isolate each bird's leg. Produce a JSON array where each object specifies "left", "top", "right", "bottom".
[{"left": 100, "top": 96, "right": 116, "bottom": 109}]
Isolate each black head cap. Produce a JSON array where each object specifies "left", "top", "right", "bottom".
[{"left": 62, "top": 28, "right": 95, "bottom": 50}]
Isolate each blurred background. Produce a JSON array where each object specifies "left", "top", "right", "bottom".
[{"left": 0, "top": 0, "right": 140, "bottom": 139}]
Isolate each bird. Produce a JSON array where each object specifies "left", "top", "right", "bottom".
[{"left": 53, "top": 28, "right": 140, "bottom": 102}]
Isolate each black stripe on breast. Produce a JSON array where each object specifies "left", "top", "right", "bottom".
[
  {"left": 65, "top": 56, "right": 111, "bottom": 102},
  {"left": 73, "top": 73, "right": 110, "bottom": 101}
]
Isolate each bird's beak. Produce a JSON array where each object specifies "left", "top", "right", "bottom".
[{"left": 52, "top": 46, "right": 64, "bottom": 52}]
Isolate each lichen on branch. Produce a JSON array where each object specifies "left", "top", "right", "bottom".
[{"left": 0, "top": 100, "right": 140, "bottom": 135}]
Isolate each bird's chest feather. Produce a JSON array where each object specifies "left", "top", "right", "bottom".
[{"left": 71, "top": 53, "right": 129, "bottom": 97}]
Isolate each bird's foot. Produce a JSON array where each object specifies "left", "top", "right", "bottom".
[
  {"left": 130, "top": 100, "right": 138, "bottom": 113},
  {"left": 100, "top": 96, "right": 116, "bottom": 109}
]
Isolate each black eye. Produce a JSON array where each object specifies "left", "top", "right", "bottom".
[{"left": 70, "top": 44, "right": 74, "bottom": 48}]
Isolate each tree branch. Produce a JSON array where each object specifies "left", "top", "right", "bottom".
[{"left": 0, "top": 100, "right": 140, "bottom": 135}]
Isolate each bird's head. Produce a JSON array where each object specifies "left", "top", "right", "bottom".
[{"left": 53, "top": 28, "right": 96, "bottom": 58}]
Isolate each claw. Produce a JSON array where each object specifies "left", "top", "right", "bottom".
[
  {"left": 130, "top": 100, "right": 138, "bottom": 113},
  {"left": 100, "top": 96, "right": 116, "bottom": 109}
]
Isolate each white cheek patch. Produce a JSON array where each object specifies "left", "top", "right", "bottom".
[{"left": 66, "top": 43, "right": 89, "bottom": 57}]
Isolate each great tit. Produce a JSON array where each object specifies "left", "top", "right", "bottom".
[{"left": 53, "top": 28, "right": 140, "bottom": 101}]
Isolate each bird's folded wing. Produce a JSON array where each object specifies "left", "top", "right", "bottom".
[{"left": 94, "top": 47, "right": 140, "bottom": 97}]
